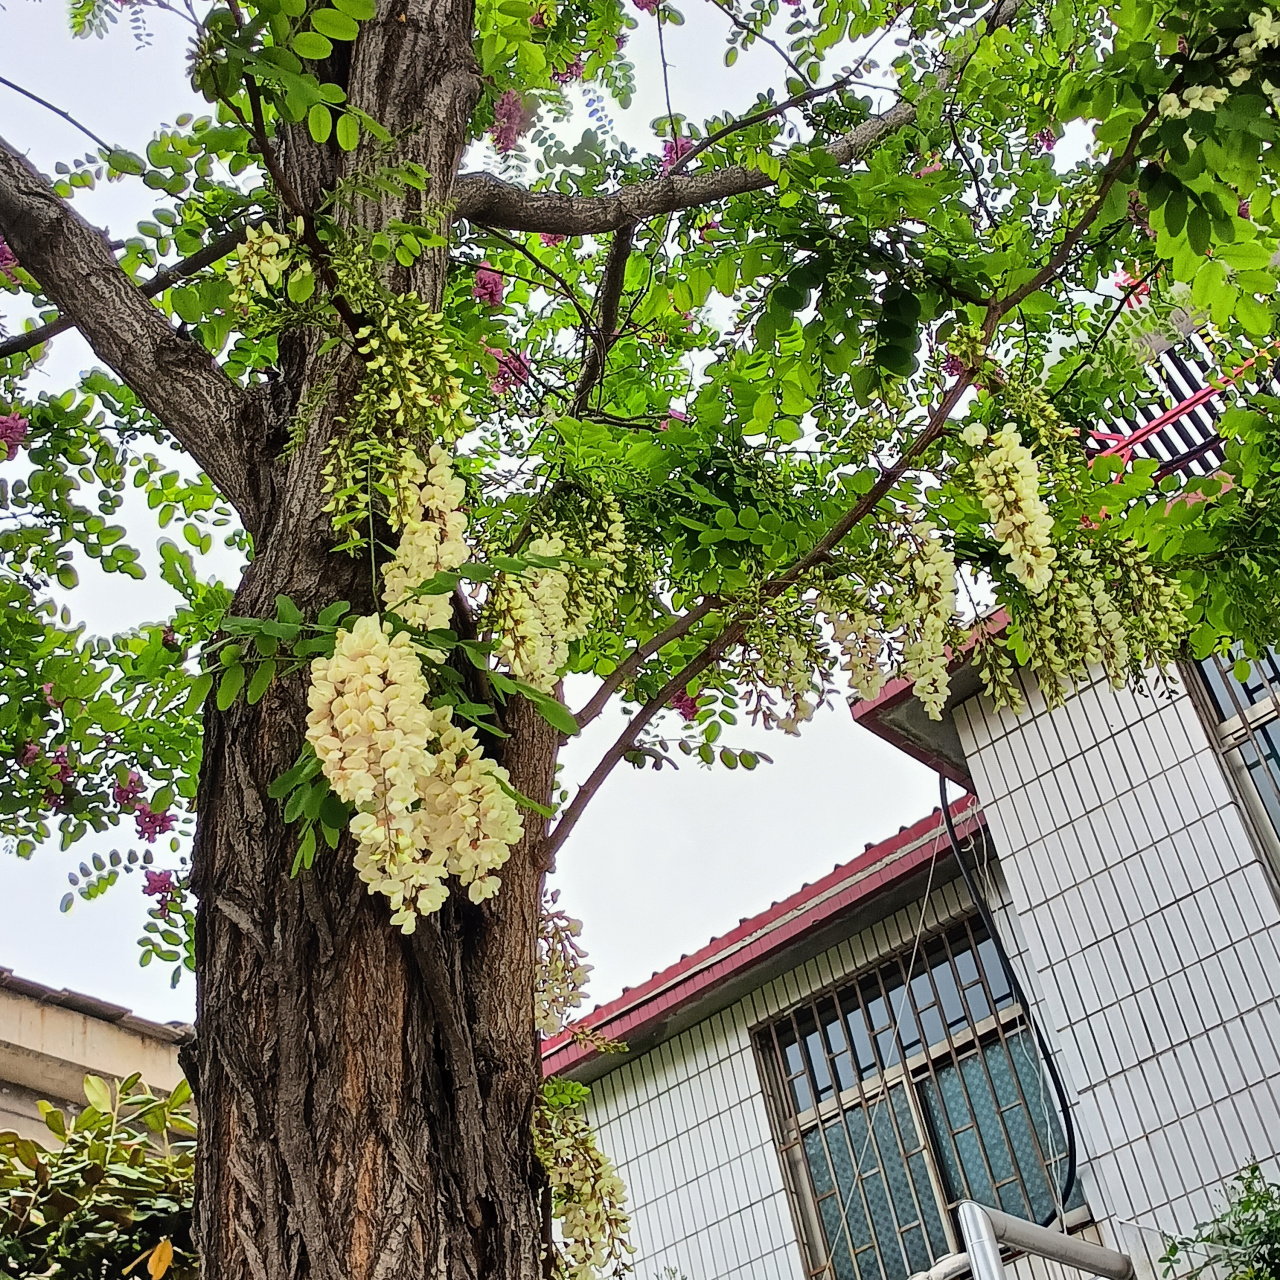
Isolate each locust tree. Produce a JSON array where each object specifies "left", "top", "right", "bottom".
[{"left": 3, "top": 0, "right": 1280, "bottom": 1275}]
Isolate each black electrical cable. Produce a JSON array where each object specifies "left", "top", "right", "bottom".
[{"left": 939, "top": 776, "right": 1079, "bottom": 1228}]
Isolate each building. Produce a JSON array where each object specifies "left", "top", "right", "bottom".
[
  {"left": 0, "top": 967, "right": 188, "bottom": 1142},
  {"left": 543, "top": 352, "right": 1280, "bottom": 1280}
]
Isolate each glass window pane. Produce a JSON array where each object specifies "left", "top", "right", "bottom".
[
  {"left": 931, "top": 957, "right": 967, "bottom": 1035},
  {"left": 818, "top": 1196, "right": 858, "bottom": 1280},
  {"left": 843, "top": 995, "right": 879, "bottom": 1079},
  {"left": 805, "top": 1128, "right": 835, "bottom": 1196},
  {"left": 861, "top": 1171, "right": 907, "bottom": 1280},
  {"left": 920, "top": 1078, "right": 966, "bottom": 1203},
  {"left": 976, "top": 936, "right": 1013, "bottom": 1008},
  {"left": 798, "top": 1007, "right": 834, "bottom": 1103},
  {"left": 954, "top": 1127, "right": 997, "bottom": 1206},
  {"left": 909, "top": 1151, "right": 951, "bottom": 1256},
  {"left": 875, "top": 1103, "right": 920, "bottom": 1228},
  {"left": 960, "top": 1053, "right": 1016, "bottom": 1184},
  {"left": 902, "top": 1224, "right": 931, "bottom": 1275}
]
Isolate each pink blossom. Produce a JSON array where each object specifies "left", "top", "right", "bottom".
[
  {"left": 135, "top": 802, "right": 176, "bottom": 843},
  {"left": 539, "top": 232, "right": 567, "bottom": 246},
  {"left": 552, "top": 57, "right": 584, "bottom": 84},
  {"left": 0, "top": 414, "right": 28, "bottom": 462},
  {"left": 1117, "top": 269, "right": 1151, "bottom": 308},
  {"left": 491, "top": 90, "right": 531, "bottom": 154},
  {"left": 634, "top": 0, "right": 659, "bottom": 11},
  {"left": 1033, "top": 127, "right": 1056, "bottom": 153},
  {"left": 662, "top": 136, "right": 694, "bottom": 173},
  {"left": 19, "top": 742, "right": 40, "bottom": 766},
  {"left": 42, "top": 682, "right": 63, "bottom": 708},
  {"left": 0, "top": 239, "right": 16, "bottom": 283},
  {"left": 530, "top": 6, "right": 548, "bottom": 25},
  {"left": 1239, "top": 199, "right": 1252, "bottom": 220},
  {"left": 161, "top": 625, "right": 180, "bottom": 650},
  {"left": 941, "top": 353, "right": 967, "bottom": 377},
  {"left": 664, "top": 409, "right": 688, "bottom": 430},
  {"left": 483, "top": 346, "right": 531, "bottom": 394},
  {"left": 113, "top": 770, "right": 144, "bottom": 809},
  {"left": 143, "top": 869, "right": 175, "bottom": 897},
  {"left": 51, "top": 745, "right": 73, "bottom": 784},
  {"left": 698, "top": 219, "right": 721, "bottom": 241},
  {"left": 473, "top": 264, "right": 506, "bottom": 306},
  {"left": 914, "top": 159, "right": 945, "bottom": 177},
  {"left": 670, "top": 690, "right": 699, "bottom": 721}
]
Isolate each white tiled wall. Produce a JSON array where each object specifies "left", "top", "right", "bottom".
[
  {"left": 954, "top": 667, "right": 1280, "bottom": 1271},
  {"left": 584, "top": 870, "right": 981, "bottom": 1280}
]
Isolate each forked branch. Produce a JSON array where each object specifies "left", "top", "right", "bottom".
[{"left": 0, "top": 136, "right": 267, "bottom": 530}]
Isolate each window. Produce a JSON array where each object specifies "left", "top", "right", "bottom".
[
  {"left": 1198, "top": 650, "right": 1280, "bottom": 847},
  {"left": 757, "top": 918, "right": 1084, "bottom": 1280}
]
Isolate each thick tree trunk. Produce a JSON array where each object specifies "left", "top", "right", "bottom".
[{"left": 187, "top": 2, "right": 558, "bottom": 1274}]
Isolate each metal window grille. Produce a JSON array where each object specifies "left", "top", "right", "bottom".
[
  {"left": 1197, "top": 650, "right": 1280, "bottom": 846},
  {"left": 756, "top": 917, "right": 1085, "bottom": 1280}
]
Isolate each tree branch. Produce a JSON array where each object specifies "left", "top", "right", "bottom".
[
  {"left": 454, "top": 0, "right": 1026, "bottom": 234},
  {"left": 0, "top": 218, "right": 260, "bottom": 361},
  {"left": 572, "top": 594, "right": 720, "bottom": 731},
  {"left": 0, "top": 136, "right": 266, "bottom": 530},
  {"left": 571, "top": 222, "right": 636, "bottom": 415},
  {"left": 544, "top": 372, "right": 975, "bottom": 864}
]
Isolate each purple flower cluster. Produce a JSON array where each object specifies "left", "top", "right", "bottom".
[
  {"left": 539, "top": 232, "right": 567, "bottom": 247},
  {"left": 670, "top": 690, "right": 699, "bottom": 721},
  {"left": 634, "top": 0, "right": 659, "bottom": 12},
  {"left": 51, "top": 745, "right": 73, "bottom": 784},
  {"left": 552, "top": 57, "right": 584, "bottom": 84},
  {"left": 143, "top": 868, "right": 175, "bottom": 897},
  {"left": 473, "top": 264, "right": 506, "bottom": 306},
  {"left": 135, "top": 801, "right": 176, "bottom": 843},
  {"left": 113, "top": 769, "right": 145, "bottom": 809},
  {"left": 0, "top": 414, "right": 28, "bottom": 462},
  {"left": 941, "top": 352, "right": 968, "bottom": 377},
  {"left": 484, "top": 346, "right": 531, "bottom": 395},
  {"left": 491, "top": 89, "right": 531, "bottom": 154},
  {"left": 661, "top": 136, "right": 694, "bottom": 173},
  {"left": 1033, "top": 128, "right": 1056, "bottom": 153},
  {"left": 19, "top": 742, "right": 40, "bottom": 766},
  {"left": 0, "top": 238, "right": 17, "bottom": 283}
]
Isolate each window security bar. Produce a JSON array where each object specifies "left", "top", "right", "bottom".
[{"left": 904, "top": 1203, "right": 1134, "bottom": 1280}]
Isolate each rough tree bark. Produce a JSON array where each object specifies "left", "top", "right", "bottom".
[{"left": 184, "top": 0, "right": 564, "bottom": 1271}]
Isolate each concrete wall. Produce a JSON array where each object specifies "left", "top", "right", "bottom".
[{"left": 953, "top": 667, "right": 1280, "bottom": 1275}]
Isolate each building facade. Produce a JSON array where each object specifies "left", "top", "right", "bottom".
[
  {"left": 0, "top": 967, "right": 188, "bottom": 1142},
  {"left": 543, "top": 649, "right": 1280, "bottom": 1280}
]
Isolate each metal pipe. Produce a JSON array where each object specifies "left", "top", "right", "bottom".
[
  {"left": 957, "top": 1201, "right": 1135, "bottom": 1280},
  {"left": 907, "top": 1250, "right": 972, "bottom": 1280},
  {"left": 959, "top": 1201, "right": 1008, "bottom": 1280}
]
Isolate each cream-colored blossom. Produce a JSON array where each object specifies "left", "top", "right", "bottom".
[{"left": 972, "top": 427, "right": 1056, "bottom": 595}]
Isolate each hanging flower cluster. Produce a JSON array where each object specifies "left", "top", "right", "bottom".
[
  {"left": 490, "top": 497, "right": 628, "bottom": 693},
  {"left": 536, "top": 889, "right": 592, "bottom": 1037},
  {"left": 0, "top": 413, "right": 28, "bottom": 462},
  {"left": 306, "top": 614, "right": 523, "bottom": 930},
  {"left": 891, "top": 518, "right": 959, "bottom": 720},
  {"left": 740, "top": 594, "right": 831, "bottom": 734},
  {"left": 491, "top": 89, "right": 534, "bottom": 153},
  {"left": 0, "top": 238, "right": 17, "bottom": 283},
  {"left": 380, "top": 446, "right": 469, "bottom": 639},
  {"left": 534, "top": 1079, "right": 635, "bottom": 1280},
  {"left": 227, "top": 222, "right": 293, "bottom": 305},
  {"left": 972, "top": 428, "right": 1057, "bottom": 595},
  {"left": 821, "top": 596, "right": 888, "bottom": 702},
  {"left": 321, "top": 294, "right": 472, "bottom": 548}
]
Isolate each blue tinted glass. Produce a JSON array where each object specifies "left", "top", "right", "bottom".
[
  {"left": 977, "top": 936, "right": 1013, "bottom": 1006},
  {"left": 805, "top": 1128, "right": 834, "bottom": 1195},
  {"left": 875, "top": 1101, "right": 919, "bottom": 1227},
  {"left": 960, "top": 1053, "right": 1016, "bottom": 1183},
  {"left": 954, "top": 1127, "right": 996, "bottom": 1206},
  {"left": 819, "top": 1196, "right": 858, "bottom": 1280}
]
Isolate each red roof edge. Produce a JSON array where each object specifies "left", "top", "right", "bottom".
[{"left": 541, "top": 795, "right": 981, "bottom": 1078}]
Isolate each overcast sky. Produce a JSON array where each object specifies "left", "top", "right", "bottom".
[{"left": 0, "top": 0, "right": 939, "bottom": 1024}]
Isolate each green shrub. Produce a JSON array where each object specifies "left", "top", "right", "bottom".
[
  {"left": 1164, "top": 1166, "right": 1280, "bottom": 1280},
  {"left": 0, "top": 1075, "right": 195, "bottom": 1279}
]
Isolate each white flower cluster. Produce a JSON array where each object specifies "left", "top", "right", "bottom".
[
  {"left": 821, "top": 598, "right": 887, "bottom": 702},
  {"left": 381, "top": 446, "right": 469, "bottom": 638},
  {"left": 742, "top": 600, "right": 828, "bottom": 735},
  {"left": 972, "top": 428, "right": 1057, "bottom": 595},
  {"left": 491, "top": 497, "right": 629, "bottom": 694},
  {"left": 536, "top": 890, "right": 592, "bottom": 1038},
  {"left": 228, "top": 223, "right": 292, "bottom": 305},
  {"left": 305, "top": 615, "right": 522, "bottom": 932},
  {"left": 892, "top": 519, "right": 959, "bottom": 721},
  {"left": 535, "top": 1082, "right": 635, "bottom": 1280},
  {"left": 1159, "top": 85, "right": 1230, "bottom": 118}
]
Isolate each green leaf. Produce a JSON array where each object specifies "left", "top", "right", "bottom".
[
  {"left": 216, "top": 663, "right": 246, "bottom": 711},
  {"left": 307, "top": 102, "right": 334, "bottom": 143},
  {"left": 293, "top": 30, "right": 334, "bottom": 60},
  {"left": 332, "top": 0, "right": 376, "bottom": 16},
  {"left": 1187, "top": 203, "right": 1211, "bottom": 258},
  {"left": 108, "top": 149, "right": 146, "bottom": 176},
  {"left": 317, "top": 600, "right": 351, "bottom": 627},
  {"left": 83, "top": 1075, "right": 112, "bottom": 1113},
  {"left": 269, "top": 751, "right": 322, "bottom": 800},
  {"left": 288, "top": 268, "right": 317, "bottom": 302},
  {"left": 336, "top": 112, "right": 360, "bottom": 151},
  {"left": 516, "top": 684, "right": 579, "bottom": 736},
  {"left": 247, "top": 658, "right": 277, "bottom": 704},
  {"left": 311, "top": 7, "right": 360, "bottom": 39}
]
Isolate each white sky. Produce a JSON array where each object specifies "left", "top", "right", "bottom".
[{"left": 0, "top": 0, "right": 938, "bottom": 1024}]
